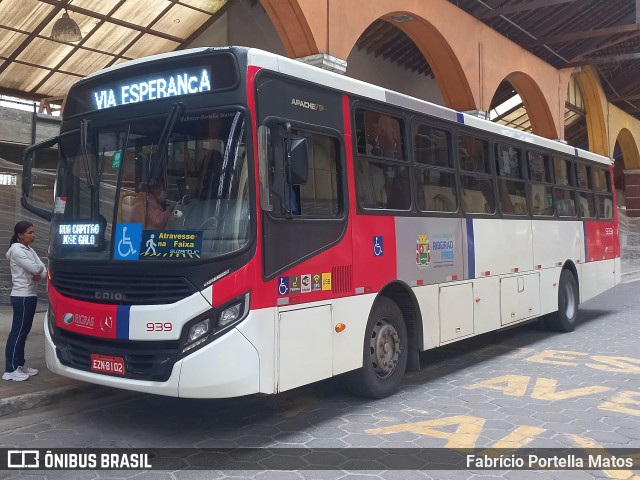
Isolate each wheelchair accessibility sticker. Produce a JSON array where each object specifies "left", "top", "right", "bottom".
[
  {"left": 114, "top": 223, "right": 142, "bottom": 260},
  {"left": 373, "top": 236, "right": 384, "bottom": 257}
]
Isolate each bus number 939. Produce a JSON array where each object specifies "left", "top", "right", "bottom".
[{"left": 147, "top": 323, "right": 172, "bottom": 332}]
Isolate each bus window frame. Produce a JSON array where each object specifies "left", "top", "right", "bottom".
[
  {"left": 494, "top": 141, "right": 528, "bottom": 217},
  {"left": 456, "top": 130, "right": 496, "bottom": 216},
  {"left": 261, "top": 116, "right": 348, "bottom": 223},
  {"left": 526, "top": 150, "right": 555, "bottom": 218},
  {"left": 411, "top": 118, "right": 459, "bottom": 214},
  {"left": 352, "top": 103, "right": 413, "bottom": 214}
]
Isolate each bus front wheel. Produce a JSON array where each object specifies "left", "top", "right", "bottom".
[
  {"left": 545, "top": 269, "right": 578, "bottom": 332},
  {"left": 347, "top": 297, "right": 408, "bottom": 399}
]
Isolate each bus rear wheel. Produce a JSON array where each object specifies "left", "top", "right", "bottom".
[
  {"left": 347, "top": 297, "right": 408, "bottom": 399},
  {"left": 545, "top": 269, "right": 578, "bottom": 332}
]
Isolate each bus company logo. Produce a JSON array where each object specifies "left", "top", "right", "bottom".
[
  {"left": 291, "top": 98, "right": 325, "bottom": 112},
  {"left": 62, "top": 313, "right": 95, "bottom": 329},
  {"left": 100, "top": 315, "right": 114, "bottom": 333},
  {"left": 416, "top": 234, "right": 431, "bottom": 269}
]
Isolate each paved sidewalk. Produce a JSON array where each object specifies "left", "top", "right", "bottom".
[
  {"left": 0, "top": 258, "right": 639, "bottom": 419},
  {"left": 0, "top": 304, "right": 91, "bottom": 417}
]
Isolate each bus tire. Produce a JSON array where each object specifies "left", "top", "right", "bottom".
[
  {"left": 347, "top": 297, "right": 408, "bottom": 399},
  {"left": 546, "top": 269, "right": 579, "bottom": 332}
]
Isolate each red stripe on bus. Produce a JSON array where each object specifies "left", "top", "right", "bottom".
[{"left": 48, "top": 284, "right": 118, "bottom": 339}]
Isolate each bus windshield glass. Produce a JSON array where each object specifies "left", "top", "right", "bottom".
[{"left": 51, "top": 109, "right": 250, "bottom": 261}]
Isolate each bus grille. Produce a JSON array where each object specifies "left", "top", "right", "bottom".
[
  {"left": 54, "top": 327, "right": 179, "bottom": 382},
  {"left": 51, "top": 272, "right": 196, "bottom": 305}
]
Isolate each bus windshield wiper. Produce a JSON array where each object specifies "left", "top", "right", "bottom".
[
  {"left": 79, "top": 118, "right": 95, "bottom": 188},
  {"left": 149, "top": 102, "right": 184, "bottom": 178}
]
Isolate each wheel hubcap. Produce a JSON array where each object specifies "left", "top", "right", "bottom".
[{"left": 369, "top": 319, "right": 401, "bottom": 378}]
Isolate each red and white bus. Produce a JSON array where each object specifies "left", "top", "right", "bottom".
[{"left": 23, "top": 46, "right": 620, "bottom": 399}]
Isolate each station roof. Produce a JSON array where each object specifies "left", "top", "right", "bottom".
[
  {"left": 452, "top": 0, "right": 640, "bottom": 119},
  {"left": 0, "top": 0, "right": 229, "bottom": 101},
  {"left": 1, "top": 0, "right": 639, "bottom": 129}
]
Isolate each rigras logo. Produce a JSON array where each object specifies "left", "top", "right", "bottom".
[{"left": 62, "top": 313, "right": 95, "bottom": 328}]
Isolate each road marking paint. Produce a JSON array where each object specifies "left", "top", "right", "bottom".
[
  {"left": 599, "top": 391, "right": 640, "bottom": 417},
  {"left": 467, "top": 375, "right": 530, "bottom": 397},
  {"left": 366, "top": 415, "right": 485, "bottom": 448},
  {"left": 527, "top": 349, "right": 587, "bottom": 366},
  {"left": 569, "top": 435, "right": 640, "bottom": 480},
  {"left": 366, "top": 415, "right": 546, "bottom": 449},
  {"left": 489, "top": 426, "right": 546, "bottom": 449},
  {"left": 588, "top": 356, "right": 640, "bottom": 374},
  {"left": 531, "top": 378, "right": 612, "bottom": 401}
]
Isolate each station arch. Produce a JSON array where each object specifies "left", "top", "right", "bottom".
[{"left": 487, "top": 72, "right": 558, "bottom": 139}]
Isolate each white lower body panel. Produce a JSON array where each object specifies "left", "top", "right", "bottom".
[{"left": 45, "top": 310, "right": 261, "bottom": 398}]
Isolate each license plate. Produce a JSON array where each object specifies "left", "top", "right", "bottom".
[{"left": 90, "top": 354, "right": 125, "bottom": 375}]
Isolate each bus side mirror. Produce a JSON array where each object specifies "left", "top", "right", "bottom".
[
  {"left": 21, "top": 136, "right": 59, "bottom": 221},
  {"left": 22, "top": 155, "right": 33, "bottom": 197},
  {"left": 258, "top": 125, "right": 273, "bottom": 211},
  {"left": 287, "top": 137, "right": 308, "bottom": 186}
]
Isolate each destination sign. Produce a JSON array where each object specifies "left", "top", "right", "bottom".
[
  {"left": 92, "top": 68, "right": 212, "bottom": 110},
  {"left": 64, "top": 52, "right": 239, "bottom": 117},
  {"left": 57, "top": 222, "right": 105, "bottom": 249}
]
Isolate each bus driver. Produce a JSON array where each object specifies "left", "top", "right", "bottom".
[{"left": 131, "top": 179, "right": 175, "bottom": 230}]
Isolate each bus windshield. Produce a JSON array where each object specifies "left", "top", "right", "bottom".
[{"left": 51, "top": 109, "right": 250, "bottom": 261}]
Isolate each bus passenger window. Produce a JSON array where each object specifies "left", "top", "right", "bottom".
[
  {"left": 593, "top": 168, "right": 611, "bottom": 192},
  {"left": 577, "top": 192, "right": 595, "bottom": 218},
  {"left": 459, "top": 134, "right": 490, "bottom": 173},
  {"left": 355, "top": 108, "right": 406, "bottom": 160},
  {"left": 356, "top": 160, "right": 410, "bottom": 210},
  {"left": 555, "top": 188, "right": 576, "bottom": 217},
  {"left": 414, "top": 124, "right": 451, "bottom": 167},
  {"left": 416, "top": 169, "right": 457, "bottom": 212},
  {"left": 531, "top": 184, "right": 554, "bottom": 216},
  {"left": 495, "top": 143, "right": 526, "bottom": 215},
  {"left": 576, "top": 163, "right": 591, "bottom": 189},
  {"left": 528, "top": 152, "right": 552, "bottom": 183},
  {"left": 461, "top": 175, "right": 495, "bottom": 214},
  {"left": 598, "top": 195, "right": 613, "bottom": 219},
  {"left": 554, "top": 157, "right": 574, "bottom": 186}
]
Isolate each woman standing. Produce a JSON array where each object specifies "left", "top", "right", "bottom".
[{"left": 3, "top": 221, "right": 45, "bottom": 382}]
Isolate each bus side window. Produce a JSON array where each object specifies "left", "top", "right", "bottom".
[{"left": 267, "top": 125, "right": 341, "bottom": 218}]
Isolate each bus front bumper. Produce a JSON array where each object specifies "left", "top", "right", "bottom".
[{"left": 44, "top": 311, "right": 260, "bottom": 398}]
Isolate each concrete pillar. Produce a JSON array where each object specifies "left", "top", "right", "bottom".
[
  {"left": 295, "top": 53, "right": 347, "bottom": 74},
  {"left": 623, "top": 169, "right": 640, "bottom": 217}
]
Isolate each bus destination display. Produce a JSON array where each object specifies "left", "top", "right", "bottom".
[
  {"left": 92, "top": 68, "right": 212, "bottom": 110},
  {"left": 65, "top": 52, "right": 239, "bottom": 116},
  {"left": 57, "top": 222, "right": 104, "bottom": 249}
]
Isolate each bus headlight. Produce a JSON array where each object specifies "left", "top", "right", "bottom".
[
  {"left": 219, "top": 303, "right": 241, "bottom": 327},
  {"left": 218, "top": 292, "right": 250, "bottom": 328},
  {"left": 180, "top": 293, "right": 250, "bottom": 355},
  {"left": 182, "top": 319, "right": 211, "bottom": 353},
  {"left": 188, "top": 319, "right": 210, "bottom": 342}
]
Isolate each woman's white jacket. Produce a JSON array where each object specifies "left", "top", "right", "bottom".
[{"left": 5, "top": 243, "right": 46, "bottom": 297}]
